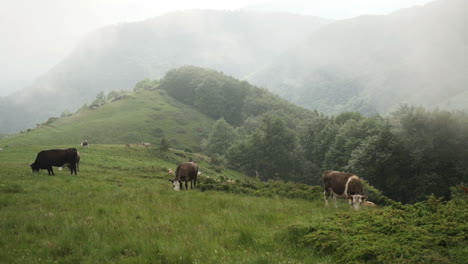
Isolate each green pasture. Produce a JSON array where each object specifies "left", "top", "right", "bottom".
[
  {"left": 0, "top": 145, "right": 344, "bottom": 264},
  {"left": 0, "top": 90, "right": 213, "bottom": 149}
]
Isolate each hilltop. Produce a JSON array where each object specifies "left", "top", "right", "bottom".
[
  {"left": 1, "top": 66, "right": 313, "bottom": 149},
  {"left": 0, "top": 90, "right": 213, "bottom": 150}
]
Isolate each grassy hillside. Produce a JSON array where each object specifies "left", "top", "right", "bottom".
[
  {"left": 0, "top": 144, "right": 336, "bottom": 264},
  {"left": 1, "top": 145, "right": 466, "bottom": 263},
  {"left": 0, "top": 90, "right": 213, "bottom": 150}
]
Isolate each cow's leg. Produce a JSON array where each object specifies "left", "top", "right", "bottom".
[
  {"left": 333, "top": 193, "right": 338, "bottom": 208},
  {"left": 324, "top": 189, "right": 330, "bottom": 206},
  {"left": 185, "top": 181, "right": 188, "bottom": 190},
  {"left": 179, "top": 181, "right": 183, "bottom": 190},
  {"left": 48, "top": 167, "right": 55, "bottom": 176},
  {"left": 194, "top": 178, "right": 197, "bottom": 189},
  {"left": 70, "top": 165, "right": 76, "bottom": 175}
]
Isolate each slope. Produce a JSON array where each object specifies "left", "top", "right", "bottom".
[
  {"left": 0, "top": 144, "right": 334, "bottom": 263},
  {"left": 249, "top": 0, "right": 468, "bottom": 114},
  {"left": 0, "top": 10, "right": 329, "bottom": 133},
  {"left": 0, "top": 89, "right": 213, "bottom": 150}
]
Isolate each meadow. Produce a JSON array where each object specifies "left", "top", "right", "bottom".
[
  {"left": 2, "top": 145, "right": 466, "bottom": 263},
  {"left": 0, "top": 145, "right": 343, "bottom": 264},
  {"left": 1, "top": 90, "right": 213, "bottom": 150}
]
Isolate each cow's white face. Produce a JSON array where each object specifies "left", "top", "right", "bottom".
[
  {"left": 170, "top": 179, "right": 181, "bottom": 191},
  {"left": 348, "top": 195, "right": 367, "bottom": 210}
]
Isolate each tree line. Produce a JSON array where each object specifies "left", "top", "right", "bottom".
[{"left": 151, "top": 66, "right": 468, "bottom": 203}]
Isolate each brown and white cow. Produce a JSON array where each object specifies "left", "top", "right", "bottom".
[
  {"left": 81, "top": 140, "right": 89, "bottom": 147},
  {"left": 169, "top": 162, "right": 199, "bottom": 191},
  {"left": 322, "top": 170, "right": 367, "bottom": 210}
]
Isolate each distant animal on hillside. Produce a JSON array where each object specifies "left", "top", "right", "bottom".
[
  {"left": 167, "top": 169, "right": 174, "bottom": 174},
  {"left": 142, "top": 142, "right": 151, "bottom": 148},
  {"left": 81, "top": 140, "right": 89, "bottom": 147},
  {"left": 169, "top": 162, "right": 199, "bottom": 191},
  {"left": 63, "top": 151, "right": 80, "bottom": 172},
  {"left": 125, "top": 144, "right": 131, "bottom": 148},
  {"left": 323, "top": 170, "right": 367, "bottom": 210},
  {"left": 30, "top": 148, "right": 79, "bottom": 175}
]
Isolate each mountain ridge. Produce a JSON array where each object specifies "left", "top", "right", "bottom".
[
  {"left": 249, "top": 0, "right": 468, "bottom": 114},
  {"left": 0, "top": 10, "right": 329, "bottom": 133}
]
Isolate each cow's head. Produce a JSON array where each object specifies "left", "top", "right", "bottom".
[
  {"left": 169, "top": 179, "right": 181, "bottom": 191},
  {"left": 29, "top": 163, "right": 39, "bottom": 173},
  {"left": 348, "top": 195, "right": 367, "bottom": 210}
]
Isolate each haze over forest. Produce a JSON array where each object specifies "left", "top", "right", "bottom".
[{"left": 0, "top": 0, "right": 463, "bottom": 133}]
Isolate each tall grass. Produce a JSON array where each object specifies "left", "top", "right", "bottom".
[{"left": 0, "top": 145, "right": 339, "bottom": 263}]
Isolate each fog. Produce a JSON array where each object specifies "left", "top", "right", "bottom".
[{"left": 0, "top": 0, "right": 432, "bottom": 96}]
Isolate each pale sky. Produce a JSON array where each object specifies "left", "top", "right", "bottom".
[{"left": 0, "top": 0, "right": 435, "bottom": 96}]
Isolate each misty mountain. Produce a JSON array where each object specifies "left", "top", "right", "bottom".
[
  {"left": 248, "top": 0, "right": 468, "bottom": 114},
  {"left": 0, "top": 10, "right": 329, "bottom": 133}
]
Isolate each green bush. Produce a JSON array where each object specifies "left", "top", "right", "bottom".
[
  {"left": 286, "top": 191, "right": 468, "bottom": 264},
  {"left": 197, "top": 176, "right": 322, "bottom": 201}
]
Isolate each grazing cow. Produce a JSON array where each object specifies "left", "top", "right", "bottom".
[
  {"left": 81, "top": 140, "right": 89, "bottom": 147},
  {"left": 170, "top": 162, "right": 199, "bottom": 191},
  {"left": 323, "top": 170, "right": 367, "bottom": 210},
  {"left": 142, "top": 142, "right": 151, "bottom": 148},
  {"left": 63, "top": 151, "right": 80, "bottom": 173},
  {"left": 167, "top": 169, "right": 174, "bottom": 174},
  {"left": 30, "top": 148, "right": 79, "bottom": 175},
  {"left": 125, "top": 144, "right": 131, "bottom": 148}
]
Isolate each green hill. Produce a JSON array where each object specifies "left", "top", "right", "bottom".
[{"left": 0, "top": 90, "right": 213, "bottom": 150}]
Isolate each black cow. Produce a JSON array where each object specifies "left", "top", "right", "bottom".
[
  {"left": 170, "top": 162, "right": 199, "bottom": 190},
  {"left": 30, "top": 148, "right": 78, "bottom": 175}
]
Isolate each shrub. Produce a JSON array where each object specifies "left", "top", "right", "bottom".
[
  {"left": 286, "top": 193, "right": 468, "bottom": 264},
  {"left": 197, "top": 176, "right": 322, "bottom": 201}
]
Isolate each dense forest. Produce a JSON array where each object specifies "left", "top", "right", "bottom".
[{"left": 153, "top": 66, "right": 467, "bottom": 203}]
